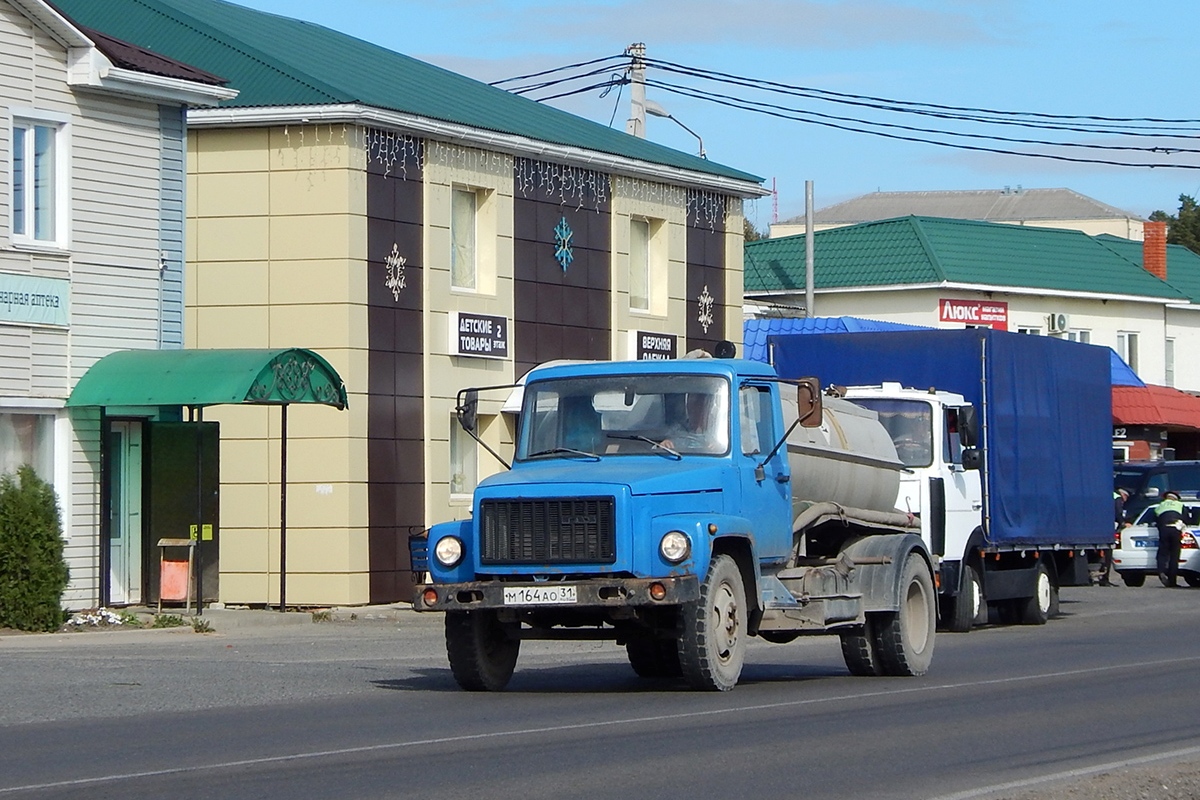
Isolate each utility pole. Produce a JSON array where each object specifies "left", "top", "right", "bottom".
[
  {"left": 625, "top": 42, "right": 646, "bottom": 138},
  {"left": 805, "top": 180, "right": 815, "bottom": 318}
]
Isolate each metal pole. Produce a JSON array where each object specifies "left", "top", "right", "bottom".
[
  {"left": 625, "top": 43, "right": 646, "bottom": 138},
  {"left": 805, "top": 180, "right": 815, "bottom": 318},
  {"left": 195, "top": 406, "right": 204, "bottom": 612},
  {"left": 279, "top": 403, "right": 288, "bottom": 611}
]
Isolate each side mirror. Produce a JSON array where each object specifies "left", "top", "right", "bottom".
[
  {"left": 961, "top": 448, "right": 982, "bottom": 471},
  {"left": 796, "top": 377, "right": 822, "bottom": 428},
  {"left": 457, "top": 390, "right": 479, "bottom": 435},
  {"left": 958, "top": 405, "right": 979, "bottom": 448}
]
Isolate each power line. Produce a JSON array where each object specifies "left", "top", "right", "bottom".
[
  {"left": 642, "top": 56, "right": 1200, "bottom": 129},
  {"left": 645, "top": 78, "right": 1200, "bottom": 156},
  {"left": 490, "top": 55, "right": 626, "bottom": 86}
]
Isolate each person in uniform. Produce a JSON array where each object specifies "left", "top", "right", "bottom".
[
  {"left": 1154, "top": 489, "right": 1186, "bottom": 588},
  {"left": 1100, "top": 487, "right": 1130, "bottom": 586}
]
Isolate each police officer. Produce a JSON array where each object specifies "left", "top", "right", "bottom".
[
  {"left": 1154, "top": 489, "right": 1186, "bottom": 588},
  {"left": 1100, "top": 488, "right": 1130, "bottom": 586}
]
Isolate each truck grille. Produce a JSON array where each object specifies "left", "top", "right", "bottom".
[{"left": 480, "top": 497, "right": 617, "bottom": 564}]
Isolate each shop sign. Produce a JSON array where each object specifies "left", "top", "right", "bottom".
[
  {"left": 0, "top": 272, "right": 69, "bottom": 327},
  {"left": 939, "top": 298, "right": 1008, "bottom": 330},
  {"left": 632, "top": 330, "right": 677, "bottom": 360},
  {"left": 448, "top": 311, "right": 508, "bottom": 359}
]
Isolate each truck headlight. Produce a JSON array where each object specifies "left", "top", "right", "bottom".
[
  {"left": 659, "top": 531, "right": 691, "bottom": 563},
  {"left": 434, "top": 536, "right": 464, "bottom": 568}
]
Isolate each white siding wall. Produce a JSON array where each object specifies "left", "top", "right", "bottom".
[{"left": 1, "top": 1, "right": 174, "bottom": 608}]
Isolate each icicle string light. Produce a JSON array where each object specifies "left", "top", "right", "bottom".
[{"left": 273, "top": 124, "right": 731, "bottom": 227}]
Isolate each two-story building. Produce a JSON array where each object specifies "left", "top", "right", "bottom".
[
  {"left": 55, "top": 0, "right": 768, "bottom": 607},
  {"left": 2, "top": 0, "right": 234, "bottom": 608}
]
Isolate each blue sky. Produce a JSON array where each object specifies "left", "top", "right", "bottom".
[{"left": 237, "top": 0, "right": 1200, "bottom": 229}]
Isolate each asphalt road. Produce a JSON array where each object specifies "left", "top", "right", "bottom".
[{"left": 2, "top": 584, "right": 1199, "bottom": 800}]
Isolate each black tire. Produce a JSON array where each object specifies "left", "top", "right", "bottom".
[
  {"left": 871, "top": 554, "right": 936, "bottom": 677},
  {"left": 445, "top": 610, "right": 520, "bottom": 691},
  {"left": 1185, "top": 575, "right": 1200, "bottom": 588},
  {"left": 948, "top": 564, "right": 984, "bottom": 632},
  {"left": 626, "top": 637, "right": 683, "bottom": 678},
  {"left": 679, "top": 554, "right": 747, "bottom": 691},
  {"left": 840, "top": 616, "right": 882, "bottom": 676},
  {"left": 1019, "top": 561, "right": 1056, "bottom": 625},
  {"left": 1120, "top": 571, "right": 1146, "bottom": 588}
]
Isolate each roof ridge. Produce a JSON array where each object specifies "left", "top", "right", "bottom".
[
  {"left": 904, "top": 216, "right": 949, "bottom": 282},
  {"left": 138, "top": 0, "right": 346, "bottom": 103}
]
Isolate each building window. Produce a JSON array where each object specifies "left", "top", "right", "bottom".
[
  {"left": 1067, "top": 330, "right": 1091, "bottom": 343},
  {"left": 1166, "top": 338, "right": 1175, "bottom": 387},
  {"left": 0, "top": 411, "right": 55, "bottom": 480},
  {"left": 11, "top": 114, "right": 66, "bottom": 246},
  {"left": 1117, "top": 332, "right": 1139, "bottom": 373},
  {"left": 449, "top": 417, "right": 477, "bottom": 499},
  {"left": 450, "top": 187, "right": 478, "bottom": 290},
  {"left": 628, "top": 216, "right": 665, "bottom": 315},
  {"left": 630, "top": 218, "right": 650, "bottom": 311},
  {"left": 1017, "top": 326, "right": 1041, "bottom": 335}
]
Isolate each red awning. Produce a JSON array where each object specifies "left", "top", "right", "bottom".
[{"left": 1112, "top": 384, "right": 1200, "bottom": 429}]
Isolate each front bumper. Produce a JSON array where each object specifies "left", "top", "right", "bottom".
[{"left": 413, "top": 575, "right": 699, "bottom": 612}]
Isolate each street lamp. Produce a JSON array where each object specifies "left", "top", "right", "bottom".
[{"left": 645, "top": 99, "right": 706, "bottom": 159}]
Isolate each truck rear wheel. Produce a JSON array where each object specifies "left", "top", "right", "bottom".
[
  {"left": 948, "top": 564, "right": 984, "bottom": 632},
  {"left": 871, "top": 554, "right": 936, "bottom": 676},
  {"left": 679, "top": 554, "right": 747, "bottom": 691},
  {"left": 445, "top": 610, "right": 520, "bottom": 691},
  {"left": 1018, "top": 561, "right": 1057, "bottom": 625},
  {"left": 840, "top": 616, "right": 882, "bottom": 676},
  {"left": 626, "top": 638, "right": 683, "bottom": 678}
]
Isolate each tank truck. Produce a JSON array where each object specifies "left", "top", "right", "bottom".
[{"left": 412, "top": 348, "right": 937, "bottom": 691}]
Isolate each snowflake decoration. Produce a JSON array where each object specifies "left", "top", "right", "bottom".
[
  {"left": 554, "top": 215, "right": 574, "bottom": 272},
  {"left": 697, "top": 284, "right": 715, "bottom": 333},
  {"left": 384, "top": 243, "right": 407, "bottom": 301}
]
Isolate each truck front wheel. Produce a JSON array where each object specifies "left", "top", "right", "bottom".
[
  {"left": 626, "top": 638, "right": 683, "bottom": 678},
  {"left": 679, "top": 554, "right": 747, "bottom": 691},
  {"left": 871, "top": 554, "right": 936, "bottom": 676},
  {"left": 948, "top": 564, "right": 985, "bottom": 632},
  {"left": 445, "top": 610, "right": 520, "bottom": 691}
]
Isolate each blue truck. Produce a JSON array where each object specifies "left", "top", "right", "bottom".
[
  {"left": 766, "top": 328, "right": 1113, "bottom": 630},
  {"left": 413, "top": 349, "right": 938, "bottom": 691}
]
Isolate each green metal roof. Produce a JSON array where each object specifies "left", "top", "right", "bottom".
[
  {"left": 1095, "top": 234, "right": 1200, "bottom": 304},
  {"left": 51, "top": 0, "right": 760, "bottom": 186},
  {"left": 745, "top": 216, "right": 1190, "bottom": 301},
  {"left": 67, "top": 348, "right": 347, "bottom": 409}
]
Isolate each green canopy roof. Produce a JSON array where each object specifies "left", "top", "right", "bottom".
[{"left": 67, "top": 348, "right": 347, "bottom": 409}]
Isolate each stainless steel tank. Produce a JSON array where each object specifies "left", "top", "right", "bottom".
[{"left": 782, "top": 393, "right": 903, "bottom": 516}]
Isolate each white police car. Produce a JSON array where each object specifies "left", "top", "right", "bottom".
[{"left": 1112, "top": 502, "right": 1200, "bottom": 587}]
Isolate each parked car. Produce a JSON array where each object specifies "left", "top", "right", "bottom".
[
  {"left": 1112, "top": 502, "right": 1200, "bottom": 587},
  {"left": 1114, "top": 460, "right": 1200, "bottom": 521}
]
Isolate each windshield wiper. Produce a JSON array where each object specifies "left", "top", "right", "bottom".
[
  {"left": 526, "top": 447, "right": 601, "bottom": 461},
  {"left": 607, "top": 434, "right": 681, "bottom": 459}
]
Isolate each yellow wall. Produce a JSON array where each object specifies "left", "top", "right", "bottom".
[{"left": 188, "top": 125, "right": 370, "bottom": 606}]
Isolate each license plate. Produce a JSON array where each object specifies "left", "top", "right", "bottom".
[
  {"left": 1134, "top": 540, "right": 1156, "bottom": 548},
  {"left": 503, "top": 585, "right": 578, "bottom": 605}
]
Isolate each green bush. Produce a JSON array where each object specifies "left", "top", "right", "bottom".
[{"left": 0, "top": 465, "right": 69, "bottom": 632}]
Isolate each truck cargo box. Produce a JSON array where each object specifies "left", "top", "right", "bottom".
[{"left": 768, "top": 328, "right": 1112, "bottom": 549}]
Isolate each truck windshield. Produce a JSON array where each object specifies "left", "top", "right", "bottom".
[
  {"left": 851, "top": 398, "right": 933, "bottom": 467},
  {"left": 518, "top": 374, "right": 730, "bottom": 459}
]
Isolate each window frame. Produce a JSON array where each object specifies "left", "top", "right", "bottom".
[
  {"left": 448, "top": 414, "right": 478, "bottom": 502},
  {"left": 450, "top": 185, "right": 479, "bottom": 291},
  {"left": 9, "top": 108, "right": 69, "bottom": 250}
]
